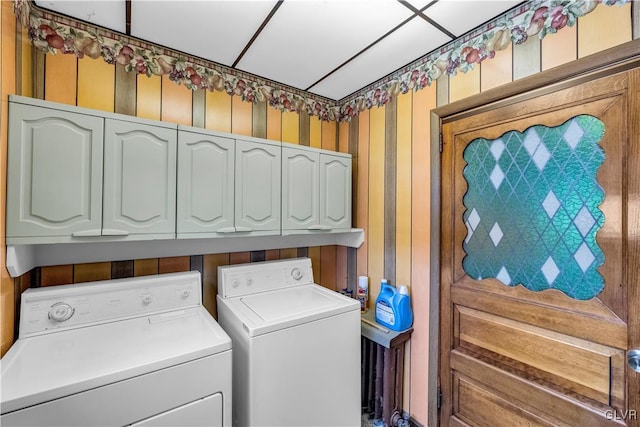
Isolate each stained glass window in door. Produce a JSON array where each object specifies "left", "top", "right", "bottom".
[{"left": 461, "top": 115, "right": 606, "bottom": 300}]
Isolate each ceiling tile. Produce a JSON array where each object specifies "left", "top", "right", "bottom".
[
  {"left": 423, "top": 0, "right": 521, "bottom": 37},
  {"left": 405, "top": 0, "right": 435, "bottom": 10},
  {"left": 131, "top": 1, "right": 278, "bottom": 66},
  {"left": 236, "top": 0, "right": 414, "bottom": 91},
  {"left": 308, "top": 17, "right": 451, "bottom": 100},
  {"left": 34, "top": 0, "right": 126, "bottom": 33}
]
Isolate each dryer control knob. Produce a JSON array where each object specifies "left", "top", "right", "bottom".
[
  {"left": 48, "top": 302, "right": 74, "bottom": 322},
  {"left": 142, "top": 294, "right": 153, "bottom": 305},
  {"left": 291, "top": 268, "right": 303, "bottom": 281}
]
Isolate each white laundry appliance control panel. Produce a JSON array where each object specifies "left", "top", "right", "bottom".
[
  {"left": 19, "top": 272, "right": 201, "bottom": 338},
  {"left": 218, "top": 258, "right": 314, "bottom": 298}
]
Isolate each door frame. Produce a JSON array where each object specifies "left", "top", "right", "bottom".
[{"left": 428, "top": 37, "right": 640, "bottom": 427}]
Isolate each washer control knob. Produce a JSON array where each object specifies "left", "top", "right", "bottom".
[
  {"left": 247, "top": 278, "right": 254, "bottom": 286},
  {"left": 232, "top": 280, "right": 240, "bottom": 288},
  {"left": 181, "top": 289, "right": 191, "bottom": 298},
  {"left": 142, "top": 294, "right": 153, "bottom": 305},
  {"left": 48, "top": 302, "right": 74, "bottom": 322},
  {"left": 291, "top": 268, "right": 303, "bottom": 281}
]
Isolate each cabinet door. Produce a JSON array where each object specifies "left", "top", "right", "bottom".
[
  {"left": 320, "top": 154, "right": 351, "bottom": 229},
  {"left": 235, "top": 139, "right": 280, "bottom": 233},
  {"left": 282, "top": 146, "right": 319, "bottom": 230},
  {"left": 6, "top": 102, "right": 104, "bottom": 241},
  {"left": 103, "top": 119, "right": 177, "bottom": 237},
  {"left": 177, "top": 130, "right": 235, "bottom": 236}
]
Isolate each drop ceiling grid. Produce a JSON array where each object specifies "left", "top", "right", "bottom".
[
  {"left": 130, "top": 0, "right": 278, "bottom": 67},
  {"left": 423, "top": 1, "right": 523, "bottom": 37},
  {"left": 236, "top": 0, "right": 415, "bottom": 91},
  {"left": 405, "top": 0, "right": 436, "bottom": 9},
  {"left": 308, "top": 16, "right": 452, "bottom": 100},
  {"left": 32, "top": 0, "right": 527, "bottom": 102}
]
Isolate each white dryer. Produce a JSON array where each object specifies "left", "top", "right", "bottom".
[
  {"left": 217, "top": 257, "right": 360, "bottom": 427},
  {"left": 1, "top": 271, "right": 232, "bottom": 427}
]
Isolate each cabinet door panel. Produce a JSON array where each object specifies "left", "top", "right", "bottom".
[
  {"left": 6, "top": 103, "right": 103, "bottom": 239},
  {"left": 282, "top": 147, "right": 319, "bottom": 230},
  {"left": 235, "top": 139, "right": 280, "bottom": 232},
  {"left": 103, "top": 119, "right": 176, "bottom": 236},
  {"left": 320, "top": 154, "right": 351, "bottom": 229},
  {"left": 177, "top": 131, "right": 234, "bottom": 235}
]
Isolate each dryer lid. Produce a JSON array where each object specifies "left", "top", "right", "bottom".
[
  {"left": 0, "top": 307, "right": 231, "bottom": 414},
  {"left": 221, "top": 284, "right": 359, "bottom": 337}
]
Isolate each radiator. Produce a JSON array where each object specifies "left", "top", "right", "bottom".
[{"left": 361, "top": 336, "right": 408, "bottom": 427}]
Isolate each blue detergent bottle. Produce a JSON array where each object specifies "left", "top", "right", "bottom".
[{"left": 375, "top": 280, "right": 413, "bottom": 331}]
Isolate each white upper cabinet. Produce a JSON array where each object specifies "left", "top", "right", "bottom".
[
  {"left": 177, "top": 130, "right": 281, "bottom": 238},
  {"left": 6, "top": 96, "right": 177, "bottom": 243},
  {"left": 177, "top": 127, "right": 235, "bottom": 237},
  {"left": 5, "top": 96, "right": 354, "bottom": 253},
  {"left": 6, "top": 101, "right": 104, "bottom": 242},
  {"left": 282, "top": 145, "right": 320, "bottom": 230},
  {"left": 103, "top": 118, "right": 177, "bottom": 238},
  {"left": 282, "top": 143, "right": 351, "bottom": 231},
  {"left": 320, "top": 153, "right": 351, "bottom": 229},
  {"left": 235, "top": 138, "right": 281, "bottom": 234}
]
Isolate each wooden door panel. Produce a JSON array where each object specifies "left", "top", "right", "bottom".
[
  {"left": 440, "top": 66, "right": 639, "bottom": 426},
  {"left": 451, "top": 352, "right": 626, "bottom": 427},
  {"left": 455, "top": 306, "right": 625, "bottom": 407},
  {"left": 451, "top": 278, "right": 627, "bottom": 349},
  {"left": 453, "top": 374, "right": 557, "bottom": 427}
]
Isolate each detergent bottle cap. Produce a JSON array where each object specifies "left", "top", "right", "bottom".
[{"left": 398, "top": 285, "right": 409, "bottom": 295}]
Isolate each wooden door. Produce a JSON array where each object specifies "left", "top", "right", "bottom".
[
  {"left": 235, "top": 138, "right": 281, "bottom": 234},
  {"left": 177, "top": 128, "right": 235, "bottom": 237},
  {"left": 6, "top": 101, "right": 104, "bottom": 242},
  {"left": 439, "top": 67, "right": 639, "bottom": 425},
  {"left": 103, "top": 118, "right": 177, "bottom": 238},
  {"left": 282, "top": 145, "right": 320, "bottom": 230},
  {"left": 320, "top": 152, "right": 352, "bottom": 230}
]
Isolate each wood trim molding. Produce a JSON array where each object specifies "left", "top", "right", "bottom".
[
  {"left": 428, "top": 109, "right": 441, "bottom": 427},
  {"left": 384, "top": 97, "right": 397, "bottom": 284},
  {"left": 634, "top": 0, "right": 639, "bottom": 40},
  {"left": 435, "top": 39, "right": 640, "bottom": 121}
]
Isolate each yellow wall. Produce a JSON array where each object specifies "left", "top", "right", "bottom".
[
  {"left": 349, "top": 3, "right": 634, "bottom": 423},
  {"left": 1, "top": 2, "right": 635, "bottom": 425},
  {"left": 1, "top": 0, "right": 33, "bottom": 356},
  {"left": 1, "top": 0, "right": 17, "bottom": 356}
]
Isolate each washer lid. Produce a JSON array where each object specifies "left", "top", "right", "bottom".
[
  {"left": 222, "top": 284, "right": 359, "bottom": 337},
  {"left": 0, "top": 307, "right": 231, "bottom": 414}
]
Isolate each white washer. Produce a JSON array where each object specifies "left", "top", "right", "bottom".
[
  {"left": 217, "top": 257, "right": 360, "bottom": 427},
  {"left": 1, "top": 271, "right": 232, "bottom": 427}
]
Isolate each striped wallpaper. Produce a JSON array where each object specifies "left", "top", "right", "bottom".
[
  {"left": 347, "top": 3, "right": 633, "bottom": 423},
  {"left": 1, "top": 2, "right": 636, "bottom": 425}
]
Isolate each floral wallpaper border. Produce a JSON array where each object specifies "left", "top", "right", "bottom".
[{"left": 13, "top": 0, "right": 630, "bottom": 122}]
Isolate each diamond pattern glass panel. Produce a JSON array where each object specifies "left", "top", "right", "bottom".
[{"left": 461, "top": 115, "right": 606, "bottom": 300}]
